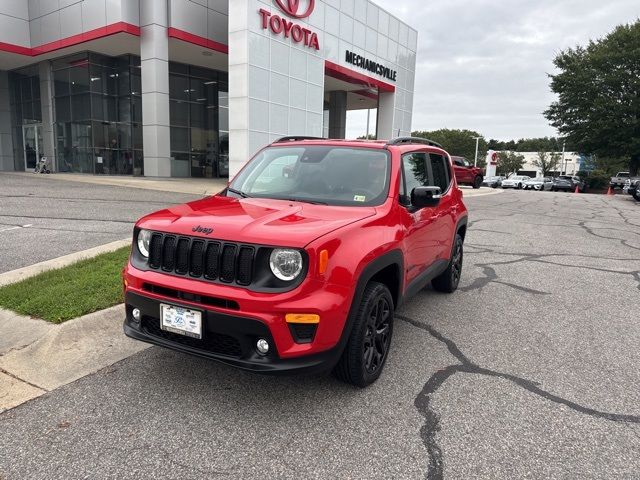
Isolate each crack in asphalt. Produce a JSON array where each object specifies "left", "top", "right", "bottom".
[
  {"left": 462, "top": 245, "right": 640, "bottom": 291},
  {"left": 396, "top": 314, "right": 640, "bottom": 480},
  {"left": 459, "top": 264, "right": 550, "bottom": 295},
  {"left": 0, "top": 367, "right": 47, "bottom": 393}
]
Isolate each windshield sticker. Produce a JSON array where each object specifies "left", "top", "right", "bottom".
[{"left": 354, "top": 195, "right": 366, "bottom": 202}]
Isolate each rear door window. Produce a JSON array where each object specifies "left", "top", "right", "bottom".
[{"left": 429, "top": 153, "right": 450, "bottom": 192}]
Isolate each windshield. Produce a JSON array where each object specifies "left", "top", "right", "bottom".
[{"left": 228, "top": 146, "right": 391, "bottom": 207}]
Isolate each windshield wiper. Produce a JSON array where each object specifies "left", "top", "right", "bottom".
[
  {"left": 227, "top": 187, "right": 251, "bottom": 198},
  {"left": 285, "top": 197, "right": 328, "bottom": 205}
]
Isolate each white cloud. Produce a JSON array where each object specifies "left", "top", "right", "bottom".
[{"left": 346, "top": 0, "right": 640, "bottom": 140}]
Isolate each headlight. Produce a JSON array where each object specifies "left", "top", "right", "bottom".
[
  {"left": 269, "top": 249, "right": 303, "bottom": 281},
  {"left": 137, "top": 229, "right": 152, "bottom": 258}
]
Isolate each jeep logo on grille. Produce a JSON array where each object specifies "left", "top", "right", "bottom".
[{"left": 192, "top": 225, "right": 213, "bottom": 235}]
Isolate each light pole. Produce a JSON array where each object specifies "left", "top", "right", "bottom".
[
  {"left": 472, "top": 136, "right": 482, "bottom": 167},
  {"left": 365, "top": 109, "right": 370, "bottom": 139},
  {"left": 561, "top": 141, "right": 566, "bottom": 175}
]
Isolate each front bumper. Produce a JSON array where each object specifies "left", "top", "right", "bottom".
[
  {"left": 124, "top": 291, "right": 343, "bottom": 374},
  {"left": 122, "top": 263, "right": 354, "bottom": 373}
]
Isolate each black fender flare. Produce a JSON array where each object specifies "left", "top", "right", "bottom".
[
  {"left": 454, "top": 215, "right": 468, "bottom": 243},
  {"left": 332, "top": 249, "right": 404, "bottom": 361}
]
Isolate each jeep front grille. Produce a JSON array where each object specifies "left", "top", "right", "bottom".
[{"left": 148, "top": 233, "right": 255, "bottom": 286}]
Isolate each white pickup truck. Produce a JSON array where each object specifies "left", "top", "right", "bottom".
[{"left": 610, "top": 172, "right": 630, "bottom": 189}]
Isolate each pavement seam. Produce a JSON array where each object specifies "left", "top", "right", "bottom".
[{"left": 0, "top": 367, "right": 48, "bottom": 393}]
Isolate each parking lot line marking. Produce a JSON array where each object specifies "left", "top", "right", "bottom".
[{"left": 0, "top": 224, "right": 32, "bottom": 233}]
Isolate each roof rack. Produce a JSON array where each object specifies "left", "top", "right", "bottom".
[
  {"left": 386, "top": 137, "right": 443, "bottom": 148},
  {"left": 273, "top": 136, "right": 326, "bottom": 143}
]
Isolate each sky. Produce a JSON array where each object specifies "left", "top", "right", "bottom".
[{"left": 346, "top": 0, "right": 640, "bottom": 141}]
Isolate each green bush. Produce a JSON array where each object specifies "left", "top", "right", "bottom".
[{"left": 585, "top": 169, "right": 610, "bottom": 189}]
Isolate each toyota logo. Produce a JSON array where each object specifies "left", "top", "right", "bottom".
[{"left": 274, "top": 0, "right": 315, "bottom": 19}]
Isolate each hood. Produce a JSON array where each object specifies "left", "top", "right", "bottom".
[{"left": 137, "top": 195, "right": 377, "bottom": 248}]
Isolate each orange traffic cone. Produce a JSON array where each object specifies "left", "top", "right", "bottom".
[
  {"left": 574, "top": 185, "right": 580, "bottom": 194},
  {"left": 606, "top": 186, "right": 614, "bottom": 196}
]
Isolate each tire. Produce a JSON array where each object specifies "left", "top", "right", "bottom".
[
  {"left": 473, "top": 176, "right": 482, "bottom": 189},
  {"left": 633, "top": 191, "right": 640, "bottom": 201},
  {"left": 551, "top": 187, "right": 556, "bottom": 192},
  {"left": 333, "top": 282, "right": 394, "bottom": 387},
  {"left": 517, "top": 183, "right": 522, "bottom": 189},
  {"left": 432, "top": 234, "right": 463, "bottom": 293}
]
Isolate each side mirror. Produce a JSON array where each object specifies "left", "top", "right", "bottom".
[{"left": 411, "top": 186, "right": 442, "bottom": 209}]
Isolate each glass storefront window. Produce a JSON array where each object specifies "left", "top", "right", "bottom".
[
  {"left": 71, "top": 94, "right": 91, "bottom": 121},
  {"left": 14, "top": 52, "right": 228, "bottom": 177},
  {"left": 54, "top": 69, "right": 70, "bottom": 96},
  {"left": 170, "top": 127, "right": 189, "bottom": 152},
  {"left": 69, "top": 64, "right": 90, "bottom": 94},
  {"left": 170, "top": 101, "right": 189, "bottom": 127},
  {"left": 52, "top": 52, "right": 143, "bottom": 175},
  {"left": 9, "top": 66, "right": 43, "bottom": 171},
  {"left": 169, "top": 63, "right": 228, "bottom": 178}
]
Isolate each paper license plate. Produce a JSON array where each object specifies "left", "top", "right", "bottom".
[{"left": 160, "top": 304, "right": 202, "bottom": 339}]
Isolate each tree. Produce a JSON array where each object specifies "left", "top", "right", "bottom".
[
  {"left": 412, "top": 129, "right": 487, "bottom": 167},
  {"left": 545, "top": 20, "right": 640, "bottom": 175},
  {"left": 532, "top": 151, "right": 561, "bottom": 177},
  {"left": 487, "top": 137, "right": 572, "bottom": 153},
  {"left": 357, "top": 134, "right": 377, "bottom": 140},
  {"left": 497, "top": 151, "right": 525, "bottom": 175}
]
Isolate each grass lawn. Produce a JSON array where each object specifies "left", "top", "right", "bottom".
[{"left": 0, "top": 247, "right": 130, "bottom": 324}]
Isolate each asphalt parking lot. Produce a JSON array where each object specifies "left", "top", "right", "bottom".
[
  {"left": 1, "top": 190, "right": 639, "bottom": 479},
  {"left": 0, "top": 173, "right": 198, "bottom": 273}
]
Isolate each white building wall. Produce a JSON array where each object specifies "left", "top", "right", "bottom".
[
  {"left": 0, "top": 1, "right": 30, "bottom": 47},
  {"left": 228, "top": 0, "right": 417, "bottom": 178},
  {"left": 518, "top": 152, "right": 581, "bottom": 176}
]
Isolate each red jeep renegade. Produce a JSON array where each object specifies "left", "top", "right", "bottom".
[{"left": 123, "top": 137, "right": 468, "bottom": 387}]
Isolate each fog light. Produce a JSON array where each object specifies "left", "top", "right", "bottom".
[
  {"left": 256, "top": 338, "right": 270, "bottom": 355},
  {"left": 132, "top": 308, "right": 141, "bottom": 322}
]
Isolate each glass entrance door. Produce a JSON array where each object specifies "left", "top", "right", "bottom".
[{"left": 22, "top": 124, "right": 43, "bottom": 171}]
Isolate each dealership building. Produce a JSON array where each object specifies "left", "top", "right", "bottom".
[{"left": 0, "top": 0, "right": 417, "bottom": 178}]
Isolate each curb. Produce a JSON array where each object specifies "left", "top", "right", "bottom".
[
  {"left": 462, "top": 188, "right": 504, "bottom": 198},
  {"left": 0, "top": 304, "right": 149, "bottom": 412},
  {"left": 0, "top": 239, "right": 130, "bottom": 288}
]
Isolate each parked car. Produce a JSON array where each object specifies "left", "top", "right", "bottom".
[
  {"left": 451, "top": 156, "right": 484, "bottom": 189},
  {"left": 623, "top": 177, "right": 640, "bottom": 201},
  {"left": 610, "top": 171, "right": 630, "bottom": 189},
  {"left": 551, "top": 175, "right": 586, "bottom": 192},
  {"left": 482, "top": 176, "right": 504, "bottom": 188},
  {"left": 123, "top": 136, "right": 469, "bottom": 387},
  {"left": 523, "top": 177, "right": 553, "bottom": 191},
  {"left": 501, "top": 175, "right": 530, "bottom": 189}
]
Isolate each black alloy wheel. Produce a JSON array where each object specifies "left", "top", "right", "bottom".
[
  {"left": 362, "top": 295, "right": 392, "bottom": 375},
  {"left": 333, "top": 282, "right": 394, "bottom": 387},
  {"left": 432, "top": 234, "right": 464, "bottom": 293}
]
